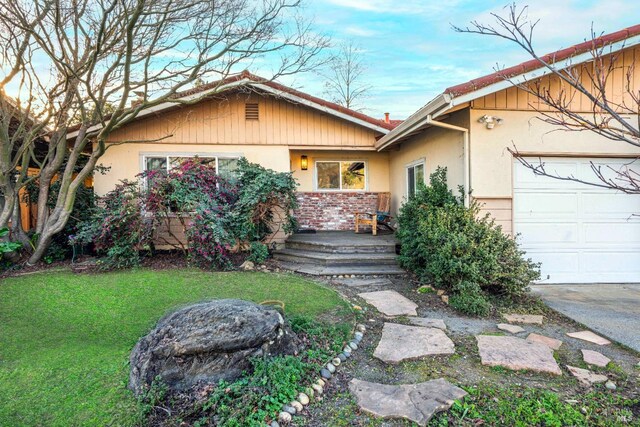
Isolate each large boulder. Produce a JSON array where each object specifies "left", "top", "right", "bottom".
[{"left": 129, "top": 299, "right": 299, "bottom": 395}]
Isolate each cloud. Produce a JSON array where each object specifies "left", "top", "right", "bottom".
[
  {"left": 344, "top": 26, "right": 378, "bottom": 37},
  {"left": 323, "top": 0, "right": 461, "bottom": 15}
]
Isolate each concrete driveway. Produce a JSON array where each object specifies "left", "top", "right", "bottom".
[{"left": 531, "top": 284, "right": 640, "bottom": 353}]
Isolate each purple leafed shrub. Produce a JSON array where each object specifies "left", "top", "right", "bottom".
[{"left": 75, "top": 158, "right": 297, "bottom": 269}]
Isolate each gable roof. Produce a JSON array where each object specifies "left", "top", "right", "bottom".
[
  {"left": 67, "top": 71, "right": 396, "bottom": 139},
  {"left": 377, "top": 24, "right": 640, "bottom": 150}
]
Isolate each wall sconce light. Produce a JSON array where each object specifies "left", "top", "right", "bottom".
[
  {"left": 300, "top": 155, "right": 308, "bottom": 170},
  {"left": 477, "top": 115, "right": 504, "bottom": 129}
]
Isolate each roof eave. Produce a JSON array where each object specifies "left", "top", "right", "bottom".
[
  {"left": 375, "top": 93, "right": 451, "bottom": 151},
  {"left": 377, "top": 31, "right": 640, "bottom": 151},
  {"left": 67, "top": 77, "right": 389, "bottom": 140}
]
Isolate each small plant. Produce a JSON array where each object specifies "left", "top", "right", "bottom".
[
  {"left": 449, "top": 281, "right": 491, "bottom": 316},
  {"left": 247, "top": 241, "right": 270, "bottom": 264},
  {"left": 196, "top": 356, "right": 312, "bottom": 426},
  {"left": 0, "top": 227, "right": 21, "bottom": 255}
]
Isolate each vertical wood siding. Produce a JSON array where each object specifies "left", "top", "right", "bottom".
[
  {"left": 472, "top": 46, "right": 640, "bottom": 112},
  {"left": 107, "top": 94, "right": 378, "bottom": 148}
]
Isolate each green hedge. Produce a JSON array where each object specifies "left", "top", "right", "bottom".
[{"left": 397, "top": 167, "right": 540, "bottom": 315}]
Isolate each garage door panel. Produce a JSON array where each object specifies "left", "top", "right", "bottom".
[
  {"left": 582, "top": 251, "right": 640, "bottom": 274},
  {"left": 514, "top": 161, "right": 579, "bottom": 188},
  {"left": 582, "top": 192, "right": 640, "bottom": 217},
  {"left": 514, "top": 192, "right": 578, "bottom": 218},
  {"left": 517, "top": 223, "right": 579, "bottom": 244},
  {"left": 579, "top": 159, "right": 640, "bottom": 183},
  {"left": 524, "top": 251, "right": 579, "bottom": 277},
  {"left": 583, "top": 222, "right": 640, "bottom": 245},
  {"left": 514, "top": 157, "right": 640, "bottom": 284}
]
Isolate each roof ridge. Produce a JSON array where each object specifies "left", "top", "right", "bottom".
[{"left": 174, "top": 71, "right": 399, "bottom": 131}]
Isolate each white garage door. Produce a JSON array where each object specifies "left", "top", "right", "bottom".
[{"left": 513, "top": 157, "right": 640, "bottom": 284}]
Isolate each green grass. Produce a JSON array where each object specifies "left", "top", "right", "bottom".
[
  {"left": 0, "top": 269, "right": 351, "bottom": 427},
  {"left": 430, "top": 384, "right": 640, "bottom": 426}
]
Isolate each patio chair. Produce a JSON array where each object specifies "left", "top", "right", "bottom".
[{"left": 354, "top": 193, "right": 393, "bottom": 236}]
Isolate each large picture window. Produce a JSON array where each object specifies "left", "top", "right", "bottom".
[
  {"left": 143, "top": 154, "right": 239, "bottom": 179},
  {"left": 406, "top": 160, "right": 425, "bottom": 198},
  {"left": 316, "top": 161, "right": 366, "bottom": 191}
]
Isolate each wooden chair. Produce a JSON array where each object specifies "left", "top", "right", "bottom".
[{"left": 354, "top": 193, "right": 393, "bottom": 235}]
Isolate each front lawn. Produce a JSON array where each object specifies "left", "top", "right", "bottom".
[{"left": 0, "top": 269, "right": 351, "bottom": 426}]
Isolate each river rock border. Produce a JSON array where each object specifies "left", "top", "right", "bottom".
[{"left": 269, "top": 323, "right": 367, "bottom": 426}]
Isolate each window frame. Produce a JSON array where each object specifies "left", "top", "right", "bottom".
[
  {"left": 140, "top": 152, "right": 242, "bottom": 178},
  {"left": 314, "top": 160, "right": 368, "bottom": 192},
  {"left": 405, "top": 158, "right": 426, "bottom": 198}
]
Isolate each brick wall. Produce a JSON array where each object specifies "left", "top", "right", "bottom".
[{"left": 295, "top": 192, "right": 381, "bottom": 231}]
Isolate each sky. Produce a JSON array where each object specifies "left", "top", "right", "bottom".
[{"left": 279, "top": 0, "right": 640, "bottom": 120}]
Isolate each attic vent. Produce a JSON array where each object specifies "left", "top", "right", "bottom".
[{"left": 245, "top": 103, "right": 259, "bottom": 120}]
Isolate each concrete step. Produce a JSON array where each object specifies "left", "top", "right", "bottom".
[
  {"left": 273, "top": 248, "right": 398, "bottom": 267},
  {"left": 276, "top": 261, "right": 406, "bottom": 276},
  {"left": 285, "top": 239, "right": 397, "bottom": 254}
]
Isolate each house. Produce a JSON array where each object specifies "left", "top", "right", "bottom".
[
  {"left": 89, "top": 25, "right": 640, "bottom": 284},
  {"left": 378, "top": 25, "right": 640, "bottom": 284},
  {"left": 89, "top": 72, "right": 399, "bottom": 242}
]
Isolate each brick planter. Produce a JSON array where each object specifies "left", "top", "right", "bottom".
[{"left": 295, "top": 192, "right": 383, "bottom": 231}]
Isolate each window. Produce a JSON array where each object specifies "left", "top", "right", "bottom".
[
  {"left": 406, "top": 161, "right": 425, "bottom": 198},
  {"left": 143, "top": 154, "right": 239, "bottom": 178},
  {"left": 316, "top": 161, "right": 366, "bottom": 191},
  {"left": 245, "top": 103, "right": 259, "bottom": 120}
]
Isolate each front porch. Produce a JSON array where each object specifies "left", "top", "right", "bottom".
[{"left": 273, "top": 231, "right": 404, "bottom": 276}]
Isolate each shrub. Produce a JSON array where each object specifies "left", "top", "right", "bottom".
[
  {"left": 73, "top": 181, "right": 153, "bottom": 269},
  {"left": 77, "top": 157, "right": 298, "bottom": 270},
  {"left": 397, "top": 167, "right": 540, "bottom": 313},
  {"left": 448, "top": 281, "right": 491, "bottom": 317},
  {"left": 187, "top": 204, "right": 234, "bottom": 270}
]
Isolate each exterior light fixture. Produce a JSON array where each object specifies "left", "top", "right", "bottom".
[
  {"left": 477, "top": 115, "right": 504, "bottom": 129},
  {"left": 300, "top": 155, "right": 308, "bottom": 170}
]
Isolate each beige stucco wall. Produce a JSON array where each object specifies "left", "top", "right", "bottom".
[
  {"left": 290, "top": 149, "right": 390, "bottom": 193},
  {"left": 469, "top": 109, "right": 639, "bottom": 198},
  {"left": 94, "top": 143, "right": 290, "bottom": 196},
  {"left": 387, "top": 110, "right": 468, "bottom": 215}
]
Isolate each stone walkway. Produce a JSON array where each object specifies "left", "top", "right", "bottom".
[
  {"left": 340, "top": 279, "right": 630, "bottom": 426},
  {"left": 349, "top": 378, "right": 467, "bottom": 427},
  {"left": 349, "top": 284, "right": 464, "bottom": 424},
  {"left": 373, "top": 323, "right": 455, "bottom": 363}
]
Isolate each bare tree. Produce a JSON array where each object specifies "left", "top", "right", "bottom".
[
  {"left": 321, "top": 41, "right": 372, "bottom": 111},
  {"left": 453, "top": 4, "right": 640, "bottom": 193},
  {"left": 0, "top": 0, "right": 328, "bottom": 264}
]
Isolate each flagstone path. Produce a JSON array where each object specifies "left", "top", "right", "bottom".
[
  {"left": 476, "top": 335, "right": 562, "bottom": 375},
  {"left": 335, "top": 282, "right": 628, "bottom": 426},
  {"left": 566, "top": 365, "right": 608, "bottom": 386},
  {"left": 567, "top": 330, "right": 612, "bottom": 346},
  {"left": 527, "top": 333, "right": 563, "bottom": 350},
  {"left": 582, "top": 349, "right": 611, "bottom": 367},
  {"left": 357, "top": 290, "right": 418, "bottom": 316},
  {"left": 408, "top": 317, "right": 447, "bottom": 330},
  {"left": 373, "top": 323, "right": 455, "bottom": 363},
  {"left": 349, "top": 378, "right": 467, "bottom": 427}
]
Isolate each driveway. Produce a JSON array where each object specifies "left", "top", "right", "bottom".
[{"left": 531, "top": 284, "right": 640, "bottom": 352}]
